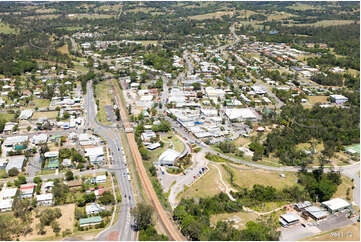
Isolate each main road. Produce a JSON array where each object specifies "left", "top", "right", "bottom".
[{"left": 85, "top": 81, "right": 136, "bottom": 241}]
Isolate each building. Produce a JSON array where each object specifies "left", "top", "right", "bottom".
[
  {"left": 158, "top": 149, "right": 180, "bottom": 166},
  {"left": 294, "top": 201, "right": 312, "bottom": 211},
  {"left": 67, "top": 180, "right": 83, "bottom": 189},
  {"left": 321, "top": 198, "right": 351, "bottom": 214},
  {"left": 79, "top": 216, "right": 102, "bottom": 227},
  {"left": 19, "top": 109, "right": 33, "bottom": 120},
  {"left": 20, "top": 183, "right": 35, "bottom": 198},
  {"left": 3, "top": 136, "right": 28, "bottom": 147},
  {"left": 303, "top": 206, "right": 328, "bottom": 220},
  {"left": 330, "top": 94, "right": 348, "bottom": 104},
  {"left": 36, "top": 193, "right": 54, "bottom": 206},
  {"left": 5, "top": 156, "right": 25, "bottom": 173},
  {"left": 32, "top": 133, "right": 48, "bottom": 145},
  {"left": 96, "top": 175, "right": 107, "bottom": 184},
  {"left": 279, "top": 213, "right": 300, "bottom": 227},
  {"left": 84, "top": 146, "right": 104, "bottom": 164},
  {"left": 85, "top": 203, "right": 105, "bottom": 215},
  {"left": 0, "top": 187, "right": 17, "bottom": 200},
  {"left": 0, "top": 199, "right": 13, "bottom": 212},
  {"left": 225, "top": 108, "right": 258, "bottom": 122}
]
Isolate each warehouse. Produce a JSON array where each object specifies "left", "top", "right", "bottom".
[
  {"left": 321, "top": 198, "right": 351, "bottom": 214},
  {"left": 279, "top": 213, "right": 300, "bottom": 227},
  {"left": 303, "top": 206, "right": 328, "bottom": 220},
  {"left": 157, "top": 149, "right": 180, "bottom": 166}
]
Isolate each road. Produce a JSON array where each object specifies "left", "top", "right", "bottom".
[
  {"left": 112, "top": 80, "right": 185, "bottom": 241},
  {"left": 85, "top": 81, "right": 136, "bottom": 241}
]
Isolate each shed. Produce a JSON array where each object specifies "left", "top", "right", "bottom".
[
  {"left": 79, "top": 216, "right": 102, "bottom": 227},
  {"left": 321, "top": 198, "right": 351, "bottom": 214}
]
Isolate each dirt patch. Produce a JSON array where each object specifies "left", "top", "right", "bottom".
[{"left": 20, "top": 204, "right": 75, "bottom": 241}]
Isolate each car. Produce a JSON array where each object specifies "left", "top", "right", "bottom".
[
  {"left": 117, "top": 147, "right": 120, "bottom": 151},
  {"left": 301, "top": 223, "right": 306, "bottom": 227}
]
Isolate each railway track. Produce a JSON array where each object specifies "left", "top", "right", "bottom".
[{"left": 112, "top": 80, "right": 186, "bottom": 241}]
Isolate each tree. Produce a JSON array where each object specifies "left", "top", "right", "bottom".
[
  {"left": 8, "top": 167, "right": 19, "bottom": 177},
  {"left": 131, "top": 203, "right": 154, "bottom": 231},
  {"left": 99, "top": 191, "right": 115, "bottom": 205},
  {"left": 33, "top": 176, "right": 42, "bottom": 184},
  {"left": 65, "top": 170, "right": 74, "bottom": 181}
]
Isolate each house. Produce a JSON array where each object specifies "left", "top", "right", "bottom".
[
  {"left": 0, "top": 187, "right": 17, "bottom": 200},
  {"left": 158, "top": 149, "right": 180, "bottom": 166},
  {"left": 32, "top": 133, "right": 48, "bottom": 145},
  {"left": 20, "top": 183, "right": 36, "bottom": 198},
  {"left": 321, "top": 198, "right": 351, "bottom": 214},
  {"left": 85, "top": 203, "right": 105, "bottom": 215},
  {"left": 85, "top": 146, "right": 104, "bottom": 164},
  {"left": 19, "top": 109, "right": 33, "bottom": 120},
  {"left": 141, "top": 131, "right": 157, "bottom": 142},
  {"left": 0, "top": 199, "right": 13, "bottom": 212},
  {"left": 42, "top": 181, "right": 54, "bottom": 193},
  {"left": 279, "top": 213, "right": 300, "bottom": 227},
  {"left": 79, "top": 216, "right": 102, "bottom": 227},
  {"left": 62, "top": 158, "right": 72, "bottom": 167},
  {"left": 330, "top": 94, "right": 348, "bottom": 104},
  {"left": 5, "top": 156, "right": 25, "bottom": 173},
  {"left": 67, "top": 180, "right": 83, "bottom": 189},
  {"left": 44, "top": 151, "right": 59, "bottom": 159},
  {"left": 96, "top": 175, "right": 107, "bottom": 184},
  {"left": 36, "top": 193, "right": 54, "bottom": 206},
  {"left": 146, "top": 142, "right": 161, "bottom": 150}
]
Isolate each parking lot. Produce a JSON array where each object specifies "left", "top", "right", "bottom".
[{"left": 280, "top": 209, "right": 357, "bottom": 241}]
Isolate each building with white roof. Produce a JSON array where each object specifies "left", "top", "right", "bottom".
[
  {"left": 36, "top": 193, "right": 54, "bottom": 206},
  {"left": 86, "top": 203, "right": 105, "bottom": 215},
  {"left": 225, "top": 108, "right": 258, "bottom": 122},
  {"left": 279, "top": 213, "right": 300, "bottom": 227},
  {"left": 3, "top": 136, "right": 28, "bottom": 147},
  {"left": 32, "top": 133, "right": 48, "bottom": 145},
  {"left": 330, "top": 94, "right": 348, "bottom": 104},
  {"left": 0, "top": 199, "right": 13, "bottom": 212},
  {"left": 321, "top": 198, "right": 351, "bottom": 214},
  {"left": 158, "top": 149, "right": 180, "bottom": 166},
  {"left": 19, "top": 109, "right": 33, "bottom": 120},
  {"left": 5, "top": 156, "right": 25, "bottom": 173},
  {"left": 0, "top": 187, "right": 17, "bottom": 200},
  {"left": 96, "top": 175, "right": 107, "bottom": 183},
  {"left": 85, "top": 146, "right": 104, "bottom": 164}
]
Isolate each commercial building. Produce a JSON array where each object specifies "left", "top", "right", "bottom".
[
  {"left": 321, "top": 198, "right": 351, "bottom": 214},
  {"left": 0, "top": 199, "right": 13, "bottom": 212},
  {"left": 158, "top": 149, "right": 180, "bottom": 166},
  {"left": 330, "top": 94, "right": 348, "bottom": 104},
  {"left": 0, "top": 187, "right": 17, "bottom": 200},
  {"left": 303, "top": 206, "right": 328, "bottom": 220},
  {"left": 225, "top": 108, "right": 258, "bottom": 122},
  {"left": 20, "top": 183, "right": 35, "bottom": 199},
  {"left": 19, "top": 109, "right": 33, "bottom": 120},
  {"left": 84, "top": 146, "right": 104, "bottom": 164},
  {"left": 279, "top": 213, "right": 300, "bottom": 227}
]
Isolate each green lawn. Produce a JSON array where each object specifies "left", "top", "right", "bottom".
[
  {"left": 95, "top": 80, "right": 113, "bottom": 125},
  {"left": 32, "top": 99, "right": 50, "bottom": 108},
  {"left": 0, "top": 113, "right": 15, "bottom": 122},
  {"left": 0, "top": 22, "right": 17, "bottom": 34}
]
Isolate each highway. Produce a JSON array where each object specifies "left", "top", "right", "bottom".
[{"left": 85, "top": 81, "right": 136, "bottom": 241}]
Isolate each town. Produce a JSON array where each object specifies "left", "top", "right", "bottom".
[{"left": 0, "top": 1, "right": 359, "bottom": 241}]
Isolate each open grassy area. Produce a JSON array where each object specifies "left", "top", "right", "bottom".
[
  {"left": 95, "top": 80, "right": 113, "bottom": 125},
  {"left": 69, "top": 14, "right": 114, "bottom": 19},
  {"left": 0, "top": 112, "right": 15, "bottom": 122},
  {"left": 0, "top": 22, "right": 17, "bottom": 34},
  {"left": 295, "top": 20, "right": 356, "bottom": 27},
  {"left": 189, "top": 11, "right": 234, "bottom": 20},
  {"left": 302, "top": 222, "right": 360, "bottom": 241},
  {"left": 32, "top": 99, "right": 50, "bottom": 108},
  {"left": 221, "top": 164, "right": 298, "bottom": 190},
  {"left": 287, "top": 3, "right": 322, "bottom": 11},
  {"left": 57, "top": 44, "right": 70, "bottom": 55},
  {"left": 178, "top": 165, "right": 223, "bottom": 200},
  {"left": 210, "top": 211, "right": 259, "bottom": 229},
  {"left": 307, "top": 96, "right": 329, "bottom": 105},
  {"left": 333, "top": 176, "right": 354, "bottom": 201},
  {"left": 32, "top": 111, "right": 58, "bottom": 120}
]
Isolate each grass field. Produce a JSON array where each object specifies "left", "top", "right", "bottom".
[
  {"left": 0, "top": 112, "right": 15, "bottom": 122},
  {"left": 178, "top": 165, "right": 223, "bottom": 200},
  {"left": 35, "top": 8, "right": 57, "bottom": 13},
  {"left": 32, "top": 99, "right": 50, "bottom": 108},
  {"left": 189, "top": 11, "right": 234, "bottom": 20},
  {"left": 0, "top": 22, "right": 17, "bottom": 34},
  {"left": 287, "top": 3, "right": 322, "bottom": 11},
  {"left": 221, "top": 164, "right": 298, "bottom": 190},
  {"left": 69, "top": 14, "right": 114, "bottom": 19},
  {"left": 302, "top": 222, "right": 360, "bottom": 241},
  {"left": 294, "top": 20, "right": 356, "bottom": 27},
  {"left": 32, "top": 111, "right": 58, "bottom": 120},
  {"left": 95, "top": 80, "right": 114, "bottom": 125}
]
